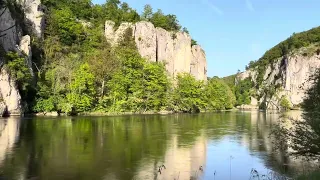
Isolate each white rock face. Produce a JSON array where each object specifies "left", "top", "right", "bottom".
[
  {"left": 173, "top": 32, "right": 192, "bottom": 77},
  {"left": 134, "top": 21, "right": 157, "bottom": 62},
  {"left": 105, "top": 20, "right": 207, "bottom": 80},
  {"left": 0, "top": 5, "right": 22, "bottom": 115},
  {"left": 0, "top": 0, "right": 44, "bottom": 116},
  {"left": 237, "top": 69, "right": 257, "bottom": 83},
  {"left": 191, "top": 45, "right": 207, "bottom": 80},
  {"left": 104, "top": 20, "right": 116, "bottom": 42},
  {"left": 105, "top": 20, "right": 135, "bottom": 45},
  {"left": 19, "top": 35, "right": 34, "bottom": 76},
  {"left": 156, "top": 27, "right": 174, "bottom": 76},
  {"left": 19, "top": 0, "right": 45, "bottom": 37},
  {"left": 284, "top": 54, "right": 320, "bottom": 105},
  {"left": 238, "top": 53, "right": 320, "bottom": 109},
  {"left": 0, "top": 7, "right": 20, "bottom": 52},
  {"left": 0, "top": 68, "right": 22, "bottom": 116}
]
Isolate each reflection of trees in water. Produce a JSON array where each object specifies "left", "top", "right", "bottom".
[
  {"left": 0, "top": 115, "right": 174, "bottom": 180},
  {"left": 0, "top": 112, "right": 308, "bottom": 179},
  {"left": 244, "top": 111, "right": 310, "bottom": 177}
]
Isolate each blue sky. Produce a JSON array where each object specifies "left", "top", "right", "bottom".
[{"left": 93, "top": 0, "right": 320, "bottom": 77}]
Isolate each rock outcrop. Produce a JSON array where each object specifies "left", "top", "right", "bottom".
[
  {"left": 20, "top": 0, "right": 45, "bottom": 38},
  {"left": 0, "top": 68, "right": 22, "bottom": 116},
  {"left": 135, "top": 21, "right": 157, "bottom": 62},
  {"left": 0, "top": 5, "right": 20, "bottom": 53},
  {"left": 105, "top": 20, "right": 207, "bottom": 80},
  {"left": 191, "top": 45, "right": 207, "bottom": 80},
  {"left": 0, "top": 0, "right": 44, "bottom": 115},
  {"left": 237, "top": 53, "right": 320, "bottom": 109}
]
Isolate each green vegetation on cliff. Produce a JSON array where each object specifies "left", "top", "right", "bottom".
[
  {"left": 247, "top": 26, "right": 320, "bottom": 86},
  {"left": 3, "top": 0, "right": 234, "bottom": 114},
  {"left": 227, "top": 26, "right": 320, "bottom": 108}
]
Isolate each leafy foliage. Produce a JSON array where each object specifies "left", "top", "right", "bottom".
[
  {"left": 142, "top": 4, "right": 181, "bottom": 31},
  {"left": 272, "top": 70, "right": 320, "bottom": 160},
  {"left": 170, "top": 73, "right": 205, "bottom": 113},
  {"left": 15, "top": 0, "right": 210, "bottom": 114},
  {"left": 66, "top": 63, "right": 96, "bottom": 112},
  {"left": 234, "top": 78, "right": 253, "bottom": 106},
  {"left": 280, "top": 95, "right": 291, "bottom": 110},
  {"left": 5, "top": 52, "right": 32, "bottom": 98},
  {"left": 204, "top": 77, "right": 236, "bottom": 110}
]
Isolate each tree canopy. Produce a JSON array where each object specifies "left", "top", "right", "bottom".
[{"left": 2, "top": 0, "right": 214, "bottom": 115}]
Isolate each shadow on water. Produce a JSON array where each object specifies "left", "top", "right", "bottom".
[{"left": 0, "top": 112, "right": 310, "bottom": 180}]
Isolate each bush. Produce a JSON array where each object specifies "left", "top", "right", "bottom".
[{"left": 280, "top": 95, "right": 291, "bottom": 110}]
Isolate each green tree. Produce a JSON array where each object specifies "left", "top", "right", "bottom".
[
  {"left": 191, "top": 39, "right": 198, "bottom": 46},
  {"left": 120, "top": 2, "right": 140, "bottom": 23},
  {"left": 204, "top": 78, "right": 236, "bottom": 110},
  {"left": 107, "top": 48, "right": 145, "bottom": 112},
  {"left": 67, "top": 63, "right": 96, "bottom": 112},
  {"left": 48, "top": 8, "right": 85, "bottom": 45},
  {"left": 280, "top": 95, "right": 291, "bottom": 110},
  {"left": 87, "top": 42, "right": 120, "bottom": 98},
  {"left": 235, "top": 78, "right": 253, "bottom": 105},
  {"left": 142, "top": 62, "right": 171, "bottom": 111},
  {"left": 273, "top": 70, "right": 320, "bottom": 160},
  {"left": 291, "top": 70, "right": 320, "bottom": 159},
  {"left": 141, "top": 4, "right": 153, "bottom": 21},
  {"left": 171, "top": 73, "right": 205, "bottom": 113},
  {"left": 5, "top": 52, "right": 32, "bottom": 97}
]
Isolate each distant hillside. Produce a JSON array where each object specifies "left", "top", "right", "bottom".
[
  {"left": 227, "top": 26, "right": 320, "bottom": 110},
  {"left": 247, "top": 26, "right": 320, "bottom": 86}
]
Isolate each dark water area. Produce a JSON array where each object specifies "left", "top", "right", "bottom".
[{"left": 0, "top": 111, "right": 307, "bottom": 180}]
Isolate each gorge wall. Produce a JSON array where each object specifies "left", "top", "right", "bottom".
[
  {"left": 237, "top": 52, "right": 320, "bottom": 109},
  {"left": 105, "top": 20, "right": 207, "bottom": 81},
  {"left": 0, "top": 0, "right": 43, "bottom": 116}
]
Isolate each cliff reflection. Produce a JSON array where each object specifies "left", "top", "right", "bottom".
[
  {"left": 0, "top": 117, "right": 20, "bottom": 165},
  {"left": 0, "top": 112, "right": 309, "bottom": 180}
]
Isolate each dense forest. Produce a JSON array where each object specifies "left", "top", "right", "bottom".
[{"left": 2, "top": 0, "right": 235, "bottom": 114}]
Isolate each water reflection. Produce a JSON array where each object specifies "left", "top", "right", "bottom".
[
  {"left": 0, "top": 112, "right": 308, "bottom": 180},
  {"left": 0, "top": 117, "right": 20, "bottom": 165}
]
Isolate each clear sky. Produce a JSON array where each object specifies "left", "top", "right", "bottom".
[{"left": 93, "top": 0, "right": 320, "bottom": 77}]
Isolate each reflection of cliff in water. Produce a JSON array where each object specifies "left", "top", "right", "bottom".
[
  {"left": 242, "top": 111, "right": 306, "bottom": 176},
  {"left": 0, "top": 112, "right": 311, "bottom": 179},
  {"left": 0, "top": 118, "right": 20, "bottom": 165},
  {"left": 134, "top": 133, "right": 207, "bottom": 180}
]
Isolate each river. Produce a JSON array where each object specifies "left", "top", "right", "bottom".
[{"left": 0, "top": 111, "right": 309, "bottom": 180}]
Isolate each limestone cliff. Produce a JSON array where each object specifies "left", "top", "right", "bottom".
[
  {"left": 237, "top": 52, "right": 320, "bottom": 110},
  {"left": 105, "top": 20, "right": 207, "bottom": 80},
  {"left": 0, "top": 0, "right": 44, "bottom": 116}
]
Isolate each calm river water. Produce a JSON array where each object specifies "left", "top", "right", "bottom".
[{"left": 0, "top": 111, "right": 307, "bottom": 180}]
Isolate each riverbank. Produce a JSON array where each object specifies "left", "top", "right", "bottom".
[
  {"left": 3, "top": 108, "right": 302, "bottom": 118},
  {"left": 32, "top": 110, "right": 176, "bottom": 117}
]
